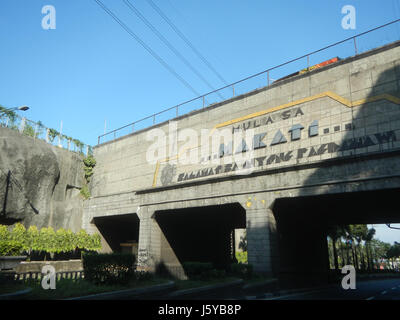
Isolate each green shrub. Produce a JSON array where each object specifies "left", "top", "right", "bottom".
[
  {"left": 26, "top": 226, "right": 40, "bottom": 252},
  {"left": 0, "top": 223, "right": 25, "bottom": 256},
  {"left": 23, "top": 123, "right": 36, "bottom": 137},
  {"left": 81, "top": 155, "right": 96, "bottom": 199},
  {"left": 203, "top": 268, "right": 226, "bottom": 280},
  {"left": 229, "top": 263, "right": 253, "bottom": 279},
  {"left": 183, "top": 262, "right": 213, "bottom": 278},
  {"left": 182, "top": 262, "right": 226, "bottom": 280},
  {"left": 80, "top": 184, "right": 91, "bottom": 199},
  {"left": 75, "top": 229, "right": 101, "bottom": 251},
  {"left": 134, "top": 270, "right": 153, "bottom": 281},
  {"left": 0, "top": 240, "right": 24, "bottom": 256},
  {"left": 55, "top": 228, "right": 75, "bottom": 253},
  {"left": 235, "top": 251, "right": 248, "bottom": 264},
  {"left": 0, "top": 225, "right": 10, "bottom": 241},
  {"left": 0, "top": 224, "right": 101, "bottom": 260},
  {"left": 48, "top": 128, "right": 59, "bottom": 142},
  {"left": 82, "top": 252, "right": 135, "bottom": 285},
  {"left": 37, "top": 227, "right": 57, "bottom": 253},
  {"left": 83, "top": 155, "right": 96, "bottom": 181}
]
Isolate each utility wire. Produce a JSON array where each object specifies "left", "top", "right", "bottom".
[
  {"left": 93, "top": 0, "right": 200, "bottom": 97},
  {"left": 123, "top": 0, "right": 223, "bottom": 100},
  {"left": 146, "top": 0, "right": 229, "bottom": 86}
]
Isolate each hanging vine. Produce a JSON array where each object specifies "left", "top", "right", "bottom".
[{"left": 80, "top": 155, "right": 96, "bottom": 199}]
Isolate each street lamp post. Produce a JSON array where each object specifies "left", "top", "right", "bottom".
[
  {"left": 0, "top": 105, "right": 29, "bottom": 114},
  {"left": 0, "top": 105, "right": 29, "bottom": 129}
]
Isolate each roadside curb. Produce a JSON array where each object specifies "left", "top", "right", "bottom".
[
  {"left": 64, "top": 280, "right": 175, "bottom": 300},
  {"left": 164, "top": 279, "right": 244, "bottom": 299},
  {"left": 0, "top": 288, "right": 32, "bottom": 300},
  {"left": 242, "top": 279, "right": 278, "bottom": 291}
]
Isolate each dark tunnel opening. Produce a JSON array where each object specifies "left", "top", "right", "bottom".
[
  {"left": 93, "top": 213, "right": 140, "bottom": 255},
  {"left": 154, "top": 203, "right": 246, "bottom": 270},
  {"left": 272, "top": 188, "right": 400, "bottom": 288}
]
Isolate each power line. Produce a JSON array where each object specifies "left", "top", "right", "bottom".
[
  {"left": 146, "top": 0, "right": 229, "bottom": 86},
  {"left": 123, "top": 0, "right": 223, "bottom": 100},
  {"left": 93, "top": 0, "right": 200, "bottom": 97}
]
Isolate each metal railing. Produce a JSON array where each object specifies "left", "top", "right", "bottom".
[
  {"left": 1, "top": 270, "right": 85, "bottom": 281},
  {"left": 98, "top": 19, "right": 400, "bottom": 145},
  {"left": 0, "top": 113, "right": 93, "bottom": 156}
]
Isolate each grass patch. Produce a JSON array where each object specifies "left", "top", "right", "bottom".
[
  {"left": 23, "top": 277, "right": 169, "bottom": 300},
  {"left": 174, "top": 277, "right": 238, "bottom": 291}
]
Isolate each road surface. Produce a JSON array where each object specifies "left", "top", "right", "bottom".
[{"left": 263, "top": 278, "right": 400, "bottom": 300}]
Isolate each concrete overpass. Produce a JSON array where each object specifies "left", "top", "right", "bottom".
[{"left": 83, "top": 40, "right": 400, "bottom": 283}]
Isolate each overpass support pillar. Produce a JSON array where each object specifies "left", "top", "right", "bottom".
[
  {"left": 136, "top": 207, "right": 185, "bottom": 278},
  {"left": 136, "top": 207, "right": 160, "bottom": 273},
  {"left": 246, "top": 206, "right": 278, "bottom": 276}
]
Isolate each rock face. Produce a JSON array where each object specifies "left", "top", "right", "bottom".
[{"left": 0, "top": 127, "right": 85, "bottom": 231}]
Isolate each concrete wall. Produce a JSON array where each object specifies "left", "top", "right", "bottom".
[
  {"left": 0, "top": 127, "right": 85, "bottom": 231},
  {"left": 16, "top": 260, "right": 83, "bottom": 273},
  {"left": 85, "top": 41, "right": 400, "bottom": 277},
  {"left": 90, "top": 41, "right": 400, "bottom": 195}
]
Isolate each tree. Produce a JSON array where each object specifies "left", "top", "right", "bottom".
[
  {"left": 386, "top": 243, "right": 400, "bottom": 270},
  {"left": 364, "top": 228, "right": 376, "bottom": 271},
  {"left": 348, "top": 225, "right": 368, "bottom": 270},
  {"left": 327, "top": 226, "right": 341, "bottom": 270},
  {"left": 370, "top": 239, "right": 391, "bottom": 269},
  {"left": 0, "top": 105, "right": 17, "bottom": 126},
  {"left": 327, "top": 225, "right": 349, "bottom": 270}
]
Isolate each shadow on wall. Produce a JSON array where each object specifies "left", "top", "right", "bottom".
[
  {"left": 154, "top": 203, "right": 246, "bottom": 273},
  {"left": 93, "top": 213, "right": 140, "bottom": 253},
  {"left": 272, "top": 57, "right": 400, "bottom": 288},
  {"left": 0, "top": 128, "right": 61, "bottom": 226}
]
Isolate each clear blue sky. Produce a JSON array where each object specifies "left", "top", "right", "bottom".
[
  {"left": 369, "top": 224, "right": 400, "bottom": 245},
  {"left": 0, "top": 1, "right": 399, "bottom": 243}
]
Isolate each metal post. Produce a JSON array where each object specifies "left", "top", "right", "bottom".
[
  {"left": 267, "top": 71, "right": 270, "bottom": 86},
  {"left": 307, "top": 55, "right": 310, "bottom": 71},
  {"left": 19, "top": 117, "right": 26, "bottom": 133},
  {"left": 232, "top": 85, "right": 235, "bottom": 96},
  {"left": 176, "top": 106, "right": 179, "bottom": 117},
  {"left": 34, "top": 123, "right": 38, "bottom": 139},
  {"left": 58, "top": 120, "right": 63, "bottom": 148},
  {"left": 153, "top": 114, "right": 156, "bottom": 124},
  {"left": 203, "top": 96, "right": 205, "bottom": 108},
  {"left": 353, "top": 36, "right": 358, "bottom": 55}
]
